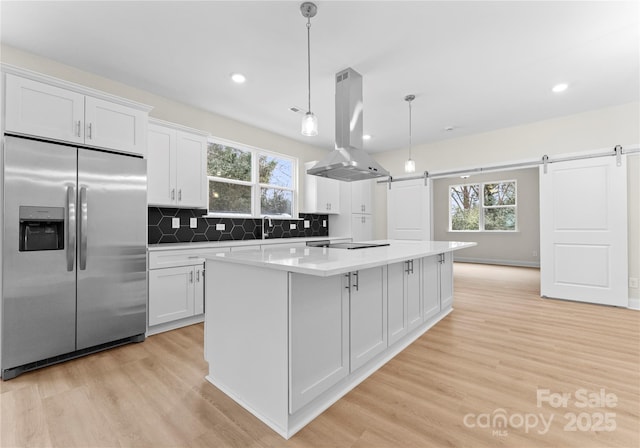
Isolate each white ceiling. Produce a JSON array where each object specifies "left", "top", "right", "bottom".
[{"left": 1, "top": 1, "right": 638, "bottom": 154}]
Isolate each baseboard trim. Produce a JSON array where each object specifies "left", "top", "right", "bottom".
[
  {"left": 454, "top": 256, "right": 540, "bottom": 268},
  {"left": 146, "top": 314, "right": 204, "bottom": 336},
  {"left": 628, "top": 298, "right": 640, "bottom": 310}
]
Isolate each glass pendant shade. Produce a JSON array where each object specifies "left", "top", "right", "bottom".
[
  {"left": 404, "top": 158, "right": 416, "bottom": 173},
  {"left": 301, "top": 112, "right": 318, "bottom": 136}
]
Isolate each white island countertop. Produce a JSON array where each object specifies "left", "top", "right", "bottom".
[{"left": 205, "top": 240, "right": 476, "bottom": 277}]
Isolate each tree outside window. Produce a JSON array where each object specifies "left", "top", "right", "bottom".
[{"left": 450, "top": 180, "right": 517, "bottom": 231}]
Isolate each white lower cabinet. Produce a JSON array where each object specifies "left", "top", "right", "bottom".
[
  {"left": 289, "top": 274, "right": 349, "bottom": 414},
  {"left": 347, "top": 267, "right": 387, "bottom": 372},
  {"left": 351, "top": 214, "right": 373, "bottom": 242},
  {"left": 148, "top": 264, "right": 204, "bottom": 326},
  {"left": 422, "top": 252, "right": 454, "bottom": 321},
  {"left": 388, "top": 259, "right": 422, "bottom": 346},
  {"left": 440, "top": 252, "right": 454, "bottom": 309}
]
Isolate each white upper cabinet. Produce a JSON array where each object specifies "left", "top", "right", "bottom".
[
  {"left": 4, "top": 72, "right": 149, "bottom": 156},
  {"left": 84, "top": 96, "right": 147, "bottom": 156},
  {"left": 303, "top": 161, "right": 341, "bottom": 214},
  {"left": 147, "top": 120, "right": 208, "bottom": 209}
]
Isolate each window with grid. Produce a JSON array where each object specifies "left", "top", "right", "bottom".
[
  {"left": 207, "top": 139, "right": 296, "bottom": 217},
  {"left": 449, "top": 180, "right": 517, "bottom": 231}
]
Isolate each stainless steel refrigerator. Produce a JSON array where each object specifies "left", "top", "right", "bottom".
[{"left": 2, "top": 136, "right": 147, "bottom": 379}]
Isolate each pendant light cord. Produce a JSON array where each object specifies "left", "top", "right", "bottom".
[
  {"left": 408, "top": 100, "right": 412, "bottom": 160},
  {"left": 307, "top": 18, "right": 312, "bottom": 113}
]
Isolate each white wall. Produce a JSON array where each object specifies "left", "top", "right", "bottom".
[
  {"left": 373, "top": 102, "right": 639, "bottom": 304},
  {"left": 0, "top": 45, "right": 330, "bottom": 212}
]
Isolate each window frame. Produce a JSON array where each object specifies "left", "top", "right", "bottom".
[
  {"left": 449, "top": 179, "right": 518, "bottom": 232},
  {"left": 206, "top": 137, "right": 298, "bottom": 218}
]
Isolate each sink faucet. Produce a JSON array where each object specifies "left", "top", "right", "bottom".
[{"left": 262, "top": 215, "right": 273, "bottom": 240}]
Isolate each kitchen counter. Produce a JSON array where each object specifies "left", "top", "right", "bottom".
[
  {"left": 205, "top": 240, "right": 476, "bottom": 277},
  {"left": 204, "top": 239, "right": 475, "bottom": 276},
  {"left": 203, "top": 239, "right": 476, "bottom": 439}
]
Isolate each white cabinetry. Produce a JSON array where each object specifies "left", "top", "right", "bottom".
[
  {"left": 387, "top": 259, "right": 422, "bottom": 346},
  {"left": 148, "top": 247, "right": 229, "bottom": 333},
  {"left": 147, "top": 119, "right": 208, "bottom": 208},
  {"left": 351, "top": 214, "right": 373, "bottom": 242},
  {"left": 346, "top": 267, "right": 387, "bottom": 371},
  {"left": 289, "top": 274, "right": 349, "bottom": 413},
  {"left": 351, "top": 180, "right": 373, "bottom": 214},
  {"left": 303, "top": 161, "right": 340, "bottom": 214},
  {"left": 148, "top": 264, "right": 204, "bottom": 326},
  {"left": 5, "top": 73, "right": 148, "bottom": 156},
  {"left": 330, "top": 179, "right": 374, "bottom": 240},
  {"left": 422, "top": 252, "right": 453, "bottom": 321}
]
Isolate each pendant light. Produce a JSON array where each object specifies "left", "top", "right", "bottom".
[
  {"left": 404, "top": 94, "right": 416, "bottom": 173},
  {"left": 300, "top": 2, "right": 318, "bottom": 136}
]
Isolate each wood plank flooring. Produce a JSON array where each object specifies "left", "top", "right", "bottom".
[{"left": 1, "top": 263, "right": 638, "bottom": 447}]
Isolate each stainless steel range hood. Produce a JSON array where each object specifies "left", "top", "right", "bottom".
[{"left": 307, "top": 68, "right": 390, "bottom": 182}]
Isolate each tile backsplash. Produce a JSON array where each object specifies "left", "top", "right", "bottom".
[{"left": 148, "top": 207, "right": 329, "bottom": 244}]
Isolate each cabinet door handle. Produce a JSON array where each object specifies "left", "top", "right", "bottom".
[
  {"left": 87, "top": 122, "right": 93, "bottom": 139},
  {"left": 405, "top": 260, "right": 410, "bottom": 274},
  {"left": 76, "top": 120, "right": 82, "bottom": 137},
  {"left": 178, "top": 189, "right": 182, "bottom": 201},
  {"left": 190, "top": 270, "right": 194, "bottom": 283},
  {"left": 196, "top": 269, "right": 200, "bottom": 282},
  {"left": 410, "top": 259, "right": 414, "bottom": 274},
  {"left": 353, "top": 271, "right": 359, "bottom": 291},
  {"left": 345, "top": 273, "right": 351, "bottom": 291},
  {"left": 171, "top": 188, "right": 175, "bottom": 200}
]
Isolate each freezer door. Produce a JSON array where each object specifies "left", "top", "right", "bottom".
[
  {"left": 2, "top": 137, "right": 77, "bottom": 369},
  {"left": 76, "top": 149, "right": 147, "bottom": 349}
]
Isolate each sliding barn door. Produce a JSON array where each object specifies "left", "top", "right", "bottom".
[
  {"left": 539, "top": 155, "right": 628, "bottom": 306},
  {"left": 387, "top": 178, "right": 431, "bottom": 240}
]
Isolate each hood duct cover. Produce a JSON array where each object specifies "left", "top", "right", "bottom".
[{"left": 307, "top": 68, "right": 390, "bottom": 182}]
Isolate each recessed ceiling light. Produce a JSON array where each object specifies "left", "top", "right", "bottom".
[
  {"left": 363, "top": 134, "right": 372, "bottom": 141},
  {"left": 231, "top": 73, "right": 246, "bottom": 84},
  {"left": 444, "top": 126, "right": 455, "bottom": 131},
  {"left": 552, "top": 83, "right": 568, "bottom": 93}
]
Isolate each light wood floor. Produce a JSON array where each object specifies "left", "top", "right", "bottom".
[{"left": 1, "top": 263, "right": 638, "bottom": 447}]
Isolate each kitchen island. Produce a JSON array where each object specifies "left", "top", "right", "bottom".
[{"left": 204, "top": 240, "right": 475, "bottom": 439}]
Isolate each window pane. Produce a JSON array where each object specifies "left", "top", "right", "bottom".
[
  {"left": 207, "top": 143, "right": 251, "bottom": 181},
  {"left": 450, "top": 185, "right": 480, "bottom": 230},
  {"left": 261, "top": 188, "right": 293, "bottom": 217},
  {"left": 209, "top": 180, "right": 252, "bottom": 214},
  {"left": 259, "top": 155, "right": 293, "bottom": 188},
  {"left": 484, "top": 182, "right": 516, "bottom": 206},
  {"left": 484, "top": 207, "right": 516, "bottom": 230}
]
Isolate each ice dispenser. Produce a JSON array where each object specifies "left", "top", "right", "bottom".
[{"left": 19, "top": 206, "right": 64, "bottom": 251}]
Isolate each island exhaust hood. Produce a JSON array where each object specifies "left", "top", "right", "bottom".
[{"left": 306, "top": 68, "right": 390, "bottom": 182}]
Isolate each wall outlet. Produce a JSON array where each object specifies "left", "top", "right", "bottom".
[
  {"left": 216, "top": 223, "right": 225, "bottom": 231},
  {"left": 323, "top": 220, "right": 327, "bottom": 227},
  {"left": 290, "top": 223, "right": 296, "bottom": 230},
  {"left": 304, "top": 220, "right": 310, "bottom": 229},
  {"left": 171, "top": 217, "right": 180, "bottom": 229},
  {"left": 629, "top": 277, "right": 639, "bottom": 289},
  {"left": 189, "top": 218, "right": 198, "bottom": 228},
  {"left": 532, "top": 250, "right": 538, "bottom": 257}
]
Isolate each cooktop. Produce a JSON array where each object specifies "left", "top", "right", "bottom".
[{"left": 307, "top": 241, "right": 390, "bottom": 250}]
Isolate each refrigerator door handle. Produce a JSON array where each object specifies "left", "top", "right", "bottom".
[
  {"left": 79, "top": 186, "right": 88, "bottom": 270},
  {"left": 66, "top": 185, "right": 76, "bottom": 271}
]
